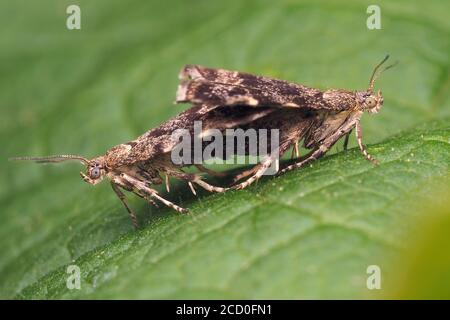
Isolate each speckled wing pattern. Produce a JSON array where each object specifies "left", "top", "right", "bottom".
[
  {"left": 106, "top": 104, "right": 276, "bottom": 167},
  {"left": 176, "top": 65, "right": 359, "bottom": 111},
  {"left": 107, "top": 64, "right": 360, "bottom": 168}
]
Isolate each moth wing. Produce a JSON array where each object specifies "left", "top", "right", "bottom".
[
  {"left": 176, "top": 65, "right": 356, "bottom": 111},
  {"left": 109, "top": 104, "right": 275, "bottom": 167},
  {"left": 107, "top": 104, "right": 208, "bottom": 167}
]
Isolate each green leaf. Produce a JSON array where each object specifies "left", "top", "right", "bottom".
[
  {"left": 386, "top": 193, "right": 450, "bottom": 299},
  {"left": 0, "top": 0, "right": 449, "bottom": 299},
  {"left": 6, "top": 121, "right": 450, "bottom": 299}
]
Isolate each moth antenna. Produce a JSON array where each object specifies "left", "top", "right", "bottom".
[
  {"left": 9, "top": 154, "right": 89, "bottom": 165},
  {"left": 368, "top": 55, "right": 398, "bottom": 91}
]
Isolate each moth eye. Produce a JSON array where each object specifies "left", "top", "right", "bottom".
[
  {"left": 90, "top": 167, "right": 101, "bottom": 179},
  {"left": 366, "top": 96, "right": 377, "bottom": 108}
]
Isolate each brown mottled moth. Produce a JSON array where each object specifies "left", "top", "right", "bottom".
[
  {"left": 177, "top": 55, "right": 397, "bottom": 190},
  {"left": 11, "top": 104, "right": 274, "bottom": 228}
]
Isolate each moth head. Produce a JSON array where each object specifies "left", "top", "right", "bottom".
[
  {"left": 81, "top": 156, "right": 107, "bottom": 185},
  {"left": 363, "top": 54, "right": 398, "bottom": 114},
  {"left": 361, "top": 90, "right": 384, "bottom": 114},
  {"left": 10, "top": 154, "right": 107, "bottom": 185}
]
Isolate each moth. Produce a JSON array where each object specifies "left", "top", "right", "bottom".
[
  {"left": 176, "top": 55, "right": 397, "bottom": 189},
  {"left": 11, "top": 102, "right": 276, "bottom": 228}
]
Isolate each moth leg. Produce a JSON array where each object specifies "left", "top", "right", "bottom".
[
  {"left": 278, "top": 145, "right": 330, "bottom": 175},
  {"left": 232, "top": 138, "right": 299, "bottom": 186},
  {"left": 355, "top": 120, "right": 379, "bottom": 164},
  {"left": 232, "top": 154, "right": 278, "bottom": 190},
  {"left": 168, "top": 171, "right": 227, "bottom": 193},
  {"left": 343, "top": 129, "right": 352, "bottom": 151},
  {"left": 147, "top": 198, "right": 159, "bottom": 208},
  {"left": 110, "top": 182, "right": 139, "bottom": 229},
  {"left": 291, "top": 141, "right": 300, "bottom": 159},
  {"left": 111, "top": 175, "right": 158, "bottom": 207},
  {"left": 111, "top": 176, "right": 160, "bottom": 220},
  {"left": 194, "top": 164, "right": 226, "bottom": 177},
  {"left": 165, "top": 174, "right": 170, "bottom": 193},
  {"left": 135, "top": 192, "right": 159, "bottom": 208},
  {"left": 187, "top": 181, "right": 197, "bottom": 195},
  {"left": 231, "top": 163, "right": 262, "bottom": 184},
  {"left": 280, "top": 119, "right": 360, "bottom": 174},
  {"left": 120, "top": 173, "right": 188, "bottom": 214},
  {"left": 194, "top": 178, "right": 227, "bottom": 193},
  {"left": 146, "top": 190, "right": 187, "bottom": 213}
]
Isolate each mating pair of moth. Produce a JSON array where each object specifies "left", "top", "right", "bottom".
[{"left": 12, "top": 56, "right": 396, "bottom": 228}]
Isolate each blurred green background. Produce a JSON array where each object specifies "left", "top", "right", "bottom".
[{"left": 0, "top": 0, "right": 449, "bottom": 299}]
